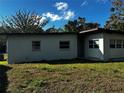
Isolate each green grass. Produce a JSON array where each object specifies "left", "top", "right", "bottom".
[
  {"left": 0, "top": 62, "right": 124, "bottom": 93},
  {"left": 0, "top": 61, "right": 8, "bottom": 65}
]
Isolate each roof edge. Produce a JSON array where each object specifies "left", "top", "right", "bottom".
[{"left": 79, "top": 28, "right": 124, "bottom": 34}]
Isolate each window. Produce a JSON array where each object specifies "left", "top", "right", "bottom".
[
  {"left": 110, "top": 40, "right": 116, "bottom": 48},
  {"left": 89, "top": 40, "right": 99, "bottom": 48},
  {"left": 59, "top": 41, "right": 70, "bottom": 49},
  {"left": 32, "top": 41, "right": 41, "bottom": 51},
  {"left": 116, "top": 40, "right": 122, "bottom": 48},
  {"left": 110, "top": 40, "right": 124, "bottom": 48},
  {"left": 123, "top": 40, "right": 124, "bottom": 48},
  {"left": 89, "top": 40, "right": 94, "bottom": 48}
]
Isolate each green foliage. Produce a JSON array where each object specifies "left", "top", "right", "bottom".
[
  {"left": 46, "top": 26, "right": 65, "bottom": 33},
  {"left": 64, "top": 17, "right": 100, "bottom": 32},
  {"left": 0, "top": 61, "right": 8, "bottom": 65},
  {"left": 105, "top": 0, "right": 124, "bottom": 31},
  {"left": 46, "top": 25, "right": 59, "bottom": 33}
]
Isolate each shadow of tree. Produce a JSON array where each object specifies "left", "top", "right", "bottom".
[{"left": 0, "top": 65, "right": 12, "bottom": 93}]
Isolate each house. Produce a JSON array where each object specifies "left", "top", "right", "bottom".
[{"left": 3, "top": 28, "right": 124, "bottom": 64}]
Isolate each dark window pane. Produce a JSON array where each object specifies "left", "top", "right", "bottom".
[
  {"left": 89, "top": 45, "right": 93, "bottom": 48},
  {"left": 123, "top": 40, "right": 124, "bottom": 48},
  {"left": 60, "top": 45, "right": 69, "bottom": 48},
  {"left": 89, "top": 40, "right": 93, "bottom": 45},
  {"left": 110, "top": 45, "right": 115, "bottom": 48},
  {"left": 89, "top": 40, "right": 93, "bottom": 48},
  {"left": 60, "top": 41, "right": 69, "bottom": 45},
  {"left": 89, "top": 40, "right": 99, "bottom": 48},
  {"left": 116, "top": 40, "right": 122, "bottom": 48},
  {"left": 116, "top": 45, "right": 121, "bottom": 48},
  {"left": 110, "top": 40, "right": 115, "bottom": 48},
  {"left": 60, "top": 41, "right": 70, "bottom": 49},
  {"left": 94, "top": 45, "right": 99, "bottom": 48},
  {"left": 32, "top": 41, "right": 41, "bottom": 51}
]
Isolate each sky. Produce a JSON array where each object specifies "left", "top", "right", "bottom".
[{"left": 0, "top": 0, "right": 112, "bottom": 29}]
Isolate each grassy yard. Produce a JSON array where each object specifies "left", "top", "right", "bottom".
[
  {"left": 0, "top": 61, "right": 8, "bottom": 65},
  {"left": 0, "top": 61, "right": 124, "bottom": 93}
]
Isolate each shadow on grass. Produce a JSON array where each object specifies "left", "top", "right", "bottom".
[
  {"left": 0, "top": 65, "right": 12, "bottom": 93},
  {"left": 19, "top": 59, "right": 116, "bottom": 64}
]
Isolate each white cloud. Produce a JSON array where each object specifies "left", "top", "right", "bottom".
[
  {"left": 40, "top": 17, "right": 47, "bottom": 23},
  {"left": 63, "top": 10, "right": 75, "bottom": 20},
  {"left": 42, "top": 2, "right": 75, "bottom": 21},
  {"left": 42, "top": 11, "right": 75, "bottom": 21},
  {"left": 81, "top": 1, "right": 88, "bottom": 6},
  {"left": 55, "top": 2, "right": 68, "bottom": 11},
  {"left": 42, "top": 12, "right": 62, "bottom": 21}
]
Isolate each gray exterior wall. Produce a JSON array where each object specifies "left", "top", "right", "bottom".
[
  {"left": 84, "top": 33, "right": 104, "bottom": 60},
  {"left": 82, "top": 33, "right": 124, "bottom": 61},
  {"left": 7, "top": 32, "right": 124, "bottom": 63},
  {"left": 7, "top": 34, "right": 77, "bottom": 64},
  {"left": 104, "top": 33, "right": 124, "bottom": 61}
]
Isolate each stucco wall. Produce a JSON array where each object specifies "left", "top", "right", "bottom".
[
  {"left": 7, "top": 34, "right": 77, "bottom": 64},
  {"left": 104, "top": 33, "right": 124, "bottom": 61},
  {"left": 84, "top": 33, "right": 104, "bottom": 60}
]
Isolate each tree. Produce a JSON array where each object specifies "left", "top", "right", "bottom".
[
  {"left": 0, "top": 26, "right": 7, "bottom": 53},
  {"left": 46, "top": 26, "right": 66, "bottom": 33},
  {"left": 64, "top": 17, "right": 100, "bottom": 32},
  {"left": 2, "top": 10, "right": 48, "bottom": 33},
  {"left": 46, "top": 26, "right": 59, "bottom": 32},
  {"left": 104, "top": 0, "right": 124, "bottom": 31}
]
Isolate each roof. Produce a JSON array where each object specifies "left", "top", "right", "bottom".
[
  {"left": 0, "top": 31, "right": 77, "bottom": 35},
  {"left": 79, "top": 28, "right": 124, "bottom": 34},
  {"left": 0, "top": 28, "right": 124, "bottom": 35},
  {"left": 0, "top": 27, "right": 77, "bottom": 35}
]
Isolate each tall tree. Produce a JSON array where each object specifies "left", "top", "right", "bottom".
[
  {"left": 105, "top": 0, "right": 124, "bottom": 31},
  {"left": 2, "top": 10, "right": 48, "bottom": 33},
  {"left": 46, "top": 26, "right": 59, "bottom": 32},
  {"left": 64, "top": 17, "right": 100, "bottom": 32}
]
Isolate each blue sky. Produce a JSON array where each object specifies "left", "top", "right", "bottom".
[{"left": 0, "top": 0, "right": 112, "bottom": 29}]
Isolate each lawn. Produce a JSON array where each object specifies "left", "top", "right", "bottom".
[
  {"left": 0, "top": 61, "right": 8, "bottom": 65},
  {"left": 0, "top": 62, "right": 124, "bottom": 93}
]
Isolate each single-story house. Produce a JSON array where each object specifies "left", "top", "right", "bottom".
[{"left": 2, "top": 28, "right": 124, "bottom": 64}]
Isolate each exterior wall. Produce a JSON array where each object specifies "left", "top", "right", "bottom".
[
  {"left": 0, "top": 35, "right": 7, "bottom": 41},
  {"left": 84, "top": 33, "right": 104, "bottom": 60},
  {"left": 104, "top": 33, "right": 124, "bottom": 61},
  {"left": 7, "top": 34, "right": 77, "bottom": 64}
]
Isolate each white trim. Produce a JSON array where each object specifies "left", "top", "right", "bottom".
[{"left": 79, "top": 28, "right": 98, "bottom": 34}]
